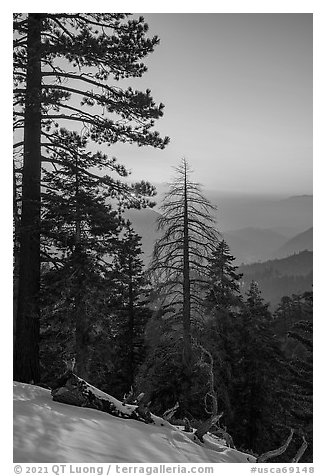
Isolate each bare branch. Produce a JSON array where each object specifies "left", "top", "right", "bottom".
[
  {"left": 291, "top": 436, "right": 308, "bottom": 463},
  {"left": 257, "top": 429, "right": 294, "bottom": 462}
]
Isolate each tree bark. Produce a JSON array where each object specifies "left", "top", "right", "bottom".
[
  {"left": 128, "top": 254, "right": 135, "bottom": 387},
  {"left": 73, "top": 152, "right": 90, "bottom": 381},
  {"left": 14, "top": 13, "right": 42, "bottom": 383},
  {"left": 13, "top": 161, "right": 20, "bottom": 348},
  {"left": 74, "top": 252, "right": 89, "bottom": 380},
  {"left": 74, "top": 239, "right": 90, "bottom": 379}
]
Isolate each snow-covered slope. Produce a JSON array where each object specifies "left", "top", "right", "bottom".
[{"left": 13, "top": 382, "right": 255, "bottom": 463}]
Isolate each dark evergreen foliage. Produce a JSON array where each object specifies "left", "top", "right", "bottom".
[
  {"left": 13, "top": 14, "right": 313, "bottom": 461},
  {"left": 205, "top": 239, "right": 243, "bottom": 311},
  {"left": 276, "top": 296, "right": 313, "bottom": 462},
  {"left": 238, "top": 251, "right": 313, "bottom": 310},
  {"left": 104, "top": 221, "right": 152, "bottom": 396},
  {"left": 198, "top": 241, "right": 243, "bottom": 432},
  {"left": 13, "top": 13, "right": 169, "bottom": 382},
  {"left": 273, "top": 291, "right": 313, "bottom": 347},
  {"left": 40, "top": 219, "right": 152, "bottom": 397},
  {"left": 231, "top": 282, "right": 287, "bottom": 455},
  {"left": 40, "top": 255, "right": 116, "bottom": 385}
]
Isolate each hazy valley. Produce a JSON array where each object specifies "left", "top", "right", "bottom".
[{"left": 124, "top": 192, "right": 313, "bottom": 307}]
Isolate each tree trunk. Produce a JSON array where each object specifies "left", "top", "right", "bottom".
[
  {"left": 248, "top": 381, "right": 257, "bottom": 451},
  {"left": 182, "top": 167, "right": 192, "bottom": 411},
  {"left": 14, "top": 13, "right": 42, "bottom": 383},
  {"left": 74, "top": 155, "right": 89, "bottom": 380},
  {"left": 128, "top": 255, "right": 135, "bottom": 387},
  {"left": 13, "top": 161, "right": 21, "bottom": 348},
  {"left": 74, "top": 252, "right": 89, "bottom": 380}
]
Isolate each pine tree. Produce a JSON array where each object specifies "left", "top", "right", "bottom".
[
  {"left": 276, "top": 294, "right": 313, "bottom": 462},
  {"left": 285, "top": 320, "right": 313, "bottom": 462},
  {"left": 40, "top": 153, "right": 159, "bottom": 383},
  {"left": 38, "top": 132, "right": 124, "bottom": 380},
  {"left": 200, "top": 240, "right": 243, "bottom": 427},
  {"left": 232, "top": 281, "right": 286, "bottom": 454},
  {"left": 13, "top": 13, "right": 169, "bottom": 382},
  {"left": 273, "top": 295, "right": 295, "bottom": 338},
  {"left": 273, "top": 292, "right": 313, "bottom": 350},
  {"left": 108, "top": 220, "right": 152, "bottom": 393},
  {"left": 135, "top": 308, "right": 186, "bottom": 415},
  {"left": 41, "top": 255, "right": 110, "bottom": 380},
  {"left": 205, "top": 239, "right": 243, "bottom": 311},
  {"left": 149, "top": 159, "right": 219, "bottom": 412},
  {"left": 14, "top": 14, "right": 43, "bottom": 383}
]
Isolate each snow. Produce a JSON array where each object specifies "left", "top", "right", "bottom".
[{"left": 13, "top": 381, "right": 256, "bottom": 463}]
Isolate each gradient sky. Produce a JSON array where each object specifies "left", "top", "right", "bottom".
[{"left": 108, "top": 13, "right": 312, "bottom": 195}]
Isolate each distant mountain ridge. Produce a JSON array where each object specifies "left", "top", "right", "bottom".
[
  {"left": 238, "top": 250, "right": 313, "bottom": 309},
  {"left": 203, "top": 191, "right": 312, "bottom": 232},
  {"left": 239, "top": 250, "right": 313, "bottom": 278},
  {"left": 274, "top": 227, "right": 312, "bottom": 259},
  {"left": 119, "top": 193, "right": 312, "bottom": 267},
  {"left": 121, "top": 205, "right": 313, "bottom": 308},
  {"left": 280, "top": 194, "right": 312, "bottom": 202},
  {"left": 222, "top": 227, "right": 288, "bottom": 264}
]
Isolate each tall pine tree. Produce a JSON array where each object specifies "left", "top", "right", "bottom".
[
  {"left": 232, "top": 281, "right": 286, "bottom": 454},
  {"left": 205, "top": 239, "right": 243, "bottom": 311},
  {"left": 201, "top": 239, "right": 243, "bottom": 428},
  {"left": 108, "top": 220, "right": 152, "bottom": 394},
  {"left": 13, "top": 13, "right": 169, "bottom": 382},
  {"left": 276, "top": 293, "right": 313, "bottom": 462}
]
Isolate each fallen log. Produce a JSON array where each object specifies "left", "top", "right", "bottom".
[{"left": 51, "top": 370, "right": 153, "bottom": 424}]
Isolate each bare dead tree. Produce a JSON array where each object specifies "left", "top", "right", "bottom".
[{"left": 150, "top": 159, "right": 219, "bottom": 411}]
